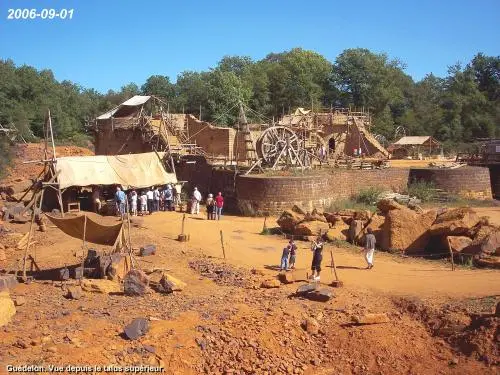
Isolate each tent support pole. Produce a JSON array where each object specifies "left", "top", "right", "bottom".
[
  {"left": 57, "top": 186, "right": 65, "bottom": 218},
  {"left": 81, "top": 215, "right": 87, "bottom": 281},
  {"left": 126, "top": 200, "right": 134, "bottom": 268}
]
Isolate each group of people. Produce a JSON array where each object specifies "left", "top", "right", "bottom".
[
  {"left": 113, "top": 185, "right": 180, "bottom": 218},
  {"left": 189, "top": 187, "right": 224, "bottom": 220},
  {"left": 279, "top": 227, "right": 377, "bottom": 280},
  {"left": 111, "top": 185, "right": 225, "bottom": 221}
]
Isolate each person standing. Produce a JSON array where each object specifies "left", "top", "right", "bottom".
[
  {"left": 115, "top": 186, "right": 126, "bottom": 220},
  {"left": 92, "top": 186, "right": 101, "bottom": 214},
  {"left": 280, "top": 245, "right": 290, "bottom": 271},
  {"left": 191, "top": 187, "right": 202, "bottom": 215},
  {"left": 288, "top": 239, "right": 297, "bottom": 269},
  {"left": 146, "top": 187, "right": 154, "bottom": 215},
  {"left": 140, "top": 191, "right": 148, "bottom": 215},
  {"left": 310, "top": 236, "right": 324, "bottom": 281},
  {"left": 153, "top": 186, "right": 160, "bottom": 212},
  {"left": 172, "top": 185, "right": 179, "bottom": 212},
  {"left": 130, "top": 189, "right": 138, "bottom": 216},
  {"left": 164, "top": 185, "right": 173, "bottom": 211},
  {"left": 214, "top": 192, "right": 224, "bottom": 220},
  {"left": 364, "top": 228, "right": 376, "bottom": 269},
  {"left": 206, "top": 193, "right": 215, "bottom": 220}
]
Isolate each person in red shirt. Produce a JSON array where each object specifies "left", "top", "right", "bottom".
[{"left": 214, "top": 192, "right": 224, "bottom": 220}]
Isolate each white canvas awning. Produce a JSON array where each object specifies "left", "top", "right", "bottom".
[
  {"left": 54, "top": 152, "right": 176, "bottom": 189},
  {"left": 96, "top": 95, "right": 152, "bottom": 120}
]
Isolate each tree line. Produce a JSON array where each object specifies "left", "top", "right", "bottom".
[{"left": 0, "top": 48, "right": 498, "bottom": 151}]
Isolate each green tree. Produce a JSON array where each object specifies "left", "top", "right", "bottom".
[{"left": 141, "top": 75, "right": 175, "bottom": 100}]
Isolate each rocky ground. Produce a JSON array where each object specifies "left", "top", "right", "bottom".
[{"left": 0, "top": 144, "right": 498, "bottom": 374}]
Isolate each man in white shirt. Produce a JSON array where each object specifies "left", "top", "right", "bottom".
[
  {"left": 146, "top": 188, "right": 154, "bottom": 215},
  {"left": 191, "top": 187, "right": 202, "bottom": 215},
  {"left": 153, "top": 186, "right": 160, "bottom": 212},
  {"left": 130, "top": 190, "right": 138, "bottom": 216},
  {"left": 139, "top": 191, "right": 148, "bottom": 215}
]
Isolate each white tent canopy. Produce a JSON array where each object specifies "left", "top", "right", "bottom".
[{"left": 54, "top": 152, "right": 176, "bottom": 189}]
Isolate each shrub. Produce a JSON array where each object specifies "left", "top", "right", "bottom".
[
  {"left": 353, "top": 187, "right": 384, "bottom": 205},
  {"left": 406, "top": 181, "right": 437, "bottom": 202}
]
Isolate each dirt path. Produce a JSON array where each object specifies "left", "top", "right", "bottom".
[{"left": 143, "top": 211, "right": 500, "bottom": 299}]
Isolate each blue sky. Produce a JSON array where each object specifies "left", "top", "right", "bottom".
[{"left": 0, "top": 0, "right": 498, "bottom": 93}]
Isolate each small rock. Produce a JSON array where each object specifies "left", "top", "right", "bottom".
[
  {"left": 296, "top": 283, "right": 317, "bottom": 295},
  {"left": 352, "top": 313, "right": 390, "bottom": 325},
  {"left": 302, "top": 317, "right": 320, "bottom": 335},
  {"left": 260, "top": 279, "right": 280, "bottom": 289},
  {"left": 124, "top": 270, "right": 149, "bottom": 297},
  {"left": 158, "top": 273, "right": 186, "bottom": 293},
  {"left": 66, "top": 286, "right": 82, "bottom": 300},
  {"left": 14, "top": 296, "right": 26, "bottom": 306},
  {"left": 143, "top": 344, "right": 155, "bottom": 354},
  {"left": 449, "top": 357, "right": 459, "bottom": 366},
  {"left": 46, "top": 346, "right": 58, "bottom": 353},
  {"left": 124, "top": 318, "right": 150, "bottom": 340},
  {"left": 14, "top": 339, "right": 28, "bottom": 349}
]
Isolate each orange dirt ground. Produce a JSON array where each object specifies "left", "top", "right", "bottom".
[
  {"left": 0, "top": 146, "right": 498, "bottom": 375},
  {"left": 0, "top": 211, "right": 498, "bottom": 375}
]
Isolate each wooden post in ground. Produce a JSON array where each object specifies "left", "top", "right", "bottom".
[
  {"left": 220, "top": 230, "right": 226, "bottom": 259},
  {"left": 22, "top": 192, "right": 39, "bottom": 280},
  {"left": 80, "top": 215, "right": 87, "bottom": 280},
  {"left": 262, "top": 216, "right": 268, "bottom": 233},
  {"left": 177, "top": 214, "right": 188, "bottom": 242},
  {"left": 447, "top": 237, "right": 455, "bottom": 271},
  {"left": 330, "top": 250, "right": 343, "bottom": 287}
]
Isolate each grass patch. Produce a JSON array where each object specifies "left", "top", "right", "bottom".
[{"left": 327, "top": 199, "right": 375, "bottom": 212}]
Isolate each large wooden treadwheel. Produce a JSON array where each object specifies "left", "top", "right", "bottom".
[{"left": 256, "top": 126, "right": 304, "bottom": 169}]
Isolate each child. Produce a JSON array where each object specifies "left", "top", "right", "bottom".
[
  {"left": 280, "top": 245, "right": 290, "bottom": 271},
  {"left": 206, "top": 194, "right": 215, "bottom": 220}
]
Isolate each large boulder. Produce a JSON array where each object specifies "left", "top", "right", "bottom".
[
  {"left": 294, "top": 221, "right": 329, "bottom": 237},
  {"left": 277, "top": 210, "right": 304, "bottom": 232},
  {"left": 381, "top": 208, "right": 437, "bottom": 254},
  {"left": 348, "top": 220, "right": 364, "bottom": 244},
  {"left": 359, "top": 214, "right": 385, "bottom": 244},
  {"left": 291, "top": 205, "right": 307, "bottom": 215},
  {"left": 353, "top": 210, "right": 372, "bottom": 222},
  {"left": 377, "top": 199, "right": 406, "bottom": 214},
  {"left": 81, "top": 279, "right": 121, "bottom": 294},
  {"left": 325, "top": 221, "right": 349, "bottom": 242},
  {"left": 430, "top": 208, "right": 480, "bottom": 236},
  {"left": 124, "top": 269, "right": 149, "bottom": 296},
  {"left": 462, "top": 229, "right": 500, "bottom": 257},
  {"left": 474, "top": 256, "right": 500, "bottom": 269},
  {"left": 0, "top": 291, "right": 16, "bottom": 327},
  {"left": 323, "top": 212, "right": 341, "bottom": 227},
  {"left": 303, "top": 210, "right": 327, "bottom": 223},
  {"left": 444, "top": 236, "right": 473, "bottom": 253}
]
